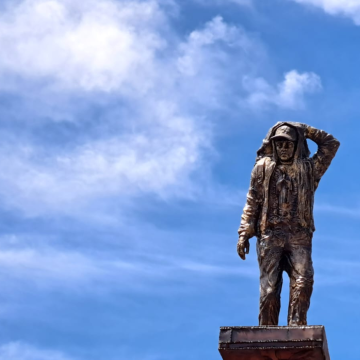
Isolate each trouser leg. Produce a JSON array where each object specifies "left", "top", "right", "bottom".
[
  {"left": 257, "top": 240, "right": 284, "bottom": 326},
  {"left": 286, "top": 243, "right": 314, "bottom": 326}
]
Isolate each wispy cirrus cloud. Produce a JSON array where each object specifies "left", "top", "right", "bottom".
[
  {"left": 289, "top": 0, "right": 360, "bottom": 25},
  {"left": 194, "top": 0, "right": 253, "bottom": 7},
  {"left": 0, "top": 234, "right": 255, "bottom": 294},
  {"left": 0, "top": 342, "right": 75, "bottom": 360}
]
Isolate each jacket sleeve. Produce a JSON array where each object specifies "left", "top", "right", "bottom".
[
  {"left": 238, "top": 162, "right": 263, "bottom": 239},
  {"left": 307, "top": 126, "right": 340, "bottom": 187}
]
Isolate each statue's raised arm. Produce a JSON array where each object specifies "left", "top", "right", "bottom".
[{"left": 304, "top": 124, "right": 341, "bottom": 188}]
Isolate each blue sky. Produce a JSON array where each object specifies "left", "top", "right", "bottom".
[{"left": 0, "top": 0, "right": 358, "bottom": 359}]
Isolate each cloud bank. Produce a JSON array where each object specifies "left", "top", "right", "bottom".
[{"left": 0, "top": 0, "right": 321, "bottom": 216}]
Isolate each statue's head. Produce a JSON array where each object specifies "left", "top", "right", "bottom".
[
  {"left": 271, "top": 125, "right": 297, "bottom": 163},
  {"left": 256, "top": 121, "right": 310, "bottom": 163}
]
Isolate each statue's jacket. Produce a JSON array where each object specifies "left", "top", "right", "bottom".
[{"left": 238, "top": 122, "right": 340, "bottom": 240}]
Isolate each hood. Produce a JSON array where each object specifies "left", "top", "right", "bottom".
[{"left": 256, "top": 121, "right": 310, "bottom": 163}]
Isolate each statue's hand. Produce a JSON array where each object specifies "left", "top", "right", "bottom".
[{"left": 237, "top": 236, "right": 250, "bottom": 261}]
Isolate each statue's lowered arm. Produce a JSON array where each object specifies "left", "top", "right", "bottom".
[{"left": 237, "top": 163, "right": 263, "bottom": 260}]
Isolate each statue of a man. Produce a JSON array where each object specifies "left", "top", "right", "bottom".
[{"left": 237, "top": 122, "right": 340, "bottom": 326}]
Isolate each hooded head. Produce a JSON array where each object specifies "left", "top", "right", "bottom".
[
  {"left": 256, "top": 122, "right": 310, "bottom": 163},
  {"left": 271, "top": 125, "right": 298, "bottom": 163}
]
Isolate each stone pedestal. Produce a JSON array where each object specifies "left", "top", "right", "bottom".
[{"left": 219, "top": 326, "right": 330, "bottom": 360}]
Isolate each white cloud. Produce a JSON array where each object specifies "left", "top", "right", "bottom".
[
  {"left": 0, "top": 2, "right": 233, "bottom": 213},
  {"left": 0, "top": 4, "right": 261, "bottom": 214},
  {"left": 0, "top": 0, "right": 168, "bottom": 93},
  {"left": 290, "top": 0, "right": 360, "bottom": 24},
  {"left": 244, "top": 70, "right": 322, "bottom": 109},
  {"left": 230, "top": 0, "right": 252, "bottom": 4},
  {"left": 0, "top": 0, "right": 321, "bottom": 215},
  {"left": 194, "top": 0, "right": 253, "bottom": 7},
  {"left": 0, "top": 343, "right": 74, "bottom": 360},
  {"left": 0, "top": 120, "right": 204, "bottom": 213}
]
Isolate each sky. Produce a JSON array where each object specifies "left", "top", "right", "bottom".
[{"left": 0, "top": 0, "right": 358, "bottom": 359}]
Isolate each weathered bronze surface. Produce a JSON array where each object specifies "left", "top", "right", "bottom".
[
  {"left": 219, "top": 326, "right": 330, "bottom": 360},
  {"left": 237, "top": 122, "right": 340, "bottom": 326}
]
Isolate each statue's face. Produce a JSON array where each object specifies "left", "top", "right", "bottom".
[{"left": 275, "top": 140, "right": 295, "bottom": 162}]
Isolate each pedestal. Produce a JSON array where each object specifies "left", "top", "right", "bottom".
[{"left": 219, "top": 326, "right": 330, "bottom": 360}]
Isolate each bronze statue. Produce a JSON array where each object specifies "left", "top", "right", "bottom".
[{"left": 237, "top": 122, "right": 340, "bottom": 326}]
